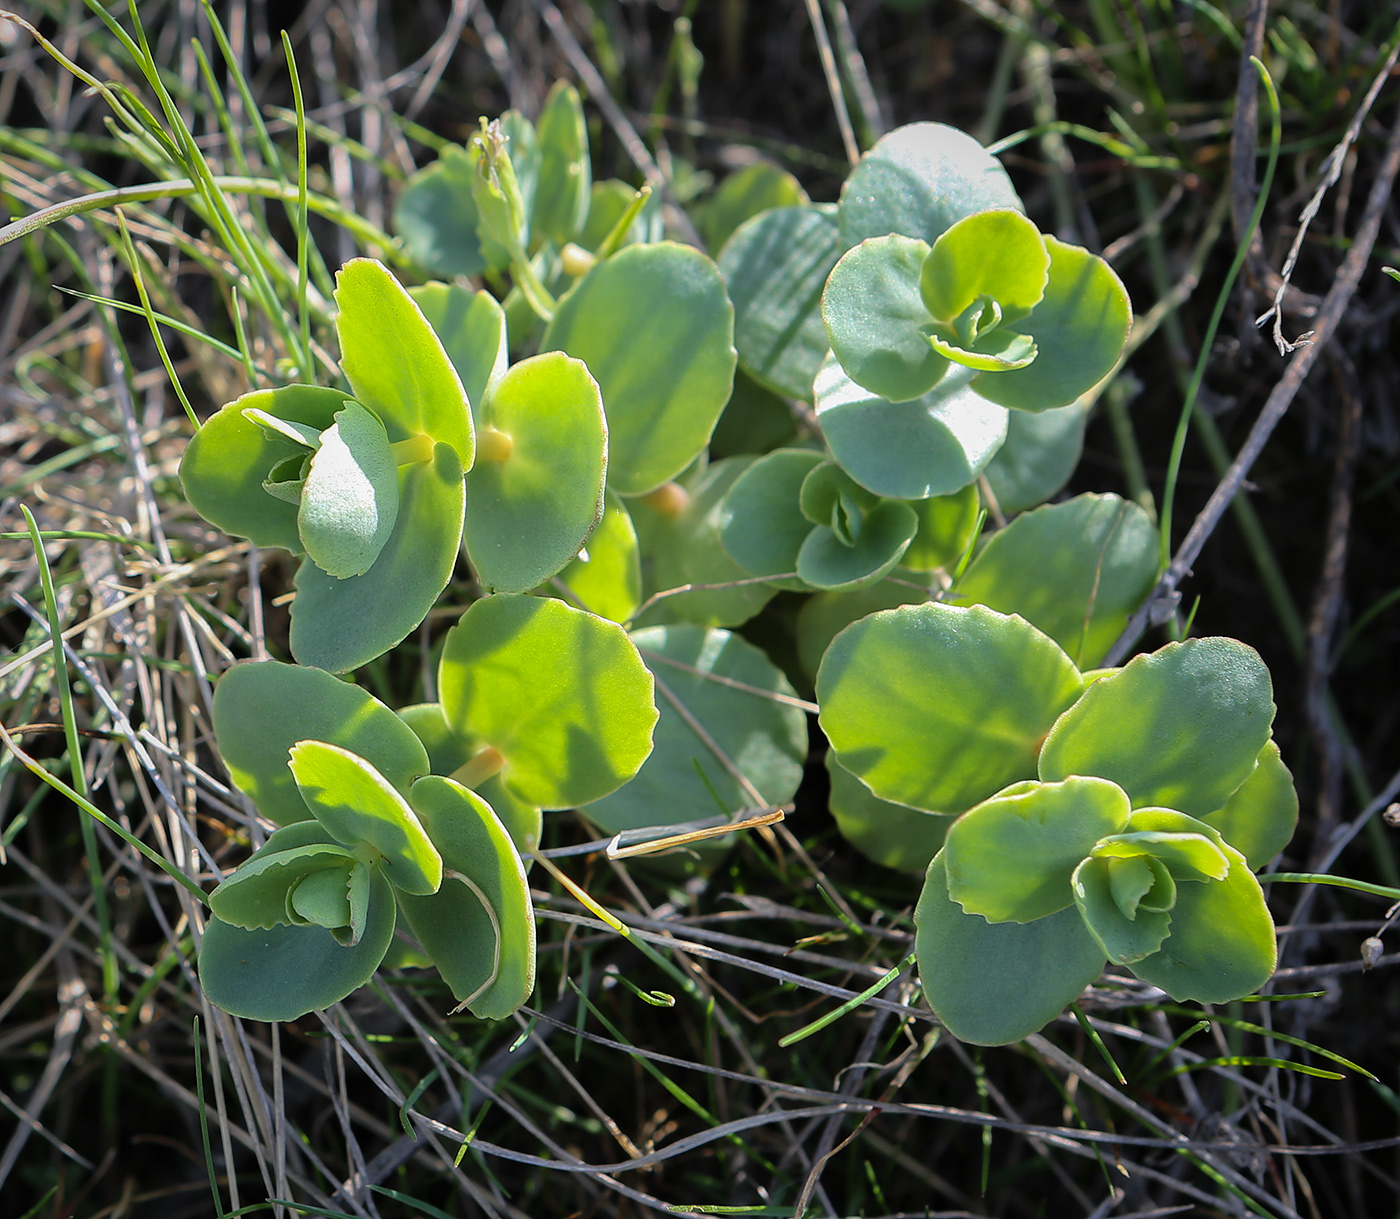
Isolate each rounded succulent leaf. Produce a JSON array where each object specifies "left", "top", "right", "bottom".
[
  {"left": 953, "top": 493, "right": 1158, "bottom": 668},
  {"left": 543, "top": 241, "right": 736, "bottom": 495},
  {"left": 439, "top": 594, "right": 657, "bottom": 808},
  {"left": 919, "top": 209, "right": 1049, "bottom": 324},
  {"left": 290, "top": 442, "right": 465, "bottom": 673},
  {"left": 915, "top": 853, "right": 1105, "bottom": 1045},
  {"left": 396, "top": 776, "right": 536, "bottom": 1020},
  {"left": 702, "top": 161, "right": 809, "bottom": 252},
  {"left": 555, "top": 489, "right": 643, "bottom": 623},
  {"left": 199, "top": 863, "right": 397, "bottom": 1021},
  {"left": 532, "top": 81, "right": 591, "bottom": 247},
  {"left": 1200, "top": 739, "right": 1298, "bottom": 869},
  {"left": 971, "top": 237, "right": 1132, "bottom": 413},
  {"left": 901, "top": 484, "right": 981, "bottom": 572},
  {"left": 180, "top": 385, "right": 346, "bottom": 552},
  {"left": 718, "top": 449, "right": 826, "bottom": 592},
  {"left": 944, "top": 776, "right": 1132, "bottom": 923},
  {"left": 579, "top": 179, "right": 664, "bottom": 251},
  {"left": 1039, "top": 637, "right": 1275, "bottom": 817},
  {"left": 814, "top": 353, "right": 1008, "bottom": 500},
  {"left": 334, "top": 258, "right": 474, "bottom": 464},
  {"left": 1072, "top": 854, "right": 1174, "bottom": 965},
  {"left": 213, "top": 660, "right": 429, "bottom": 827},
  {"left": 409, "top": 283, "right": 508, "bottom": 413},
  {"left": 720, "top": 204, "right": 843, "bottom": 401},
  {"left": 983, "top": 400, "right": 1088, "bottom": 515},
  {"left": 1127, "top": 842, "right": 1277, "bottom": 1003},
  {"left": 464, "top": 352, "right": 606, "bottom": 593},
  {"left": 817, "top": 602, "right": 1085, "bottom": 815},
  {"left": 839, "top": 122, "right": 1023, "bottom": 248},
  {"left": 288, "top": 740, "right": 442, "bottom": 896},
  {"left": 828, "top": 753, "right": 950, "bottom": 875},
  {"left": 582, "top": 625, "right": 807, "bottom": 838},
  {"left": 394, "top": 144, "right": 491, "bottom": 277},
  {"left": 296, "top": 402, "right": 399, "bottom": 579},
  {"left": 210, "top": 837, "right": 354, "bottom": 931},
  {"left": 822, "top": 234, "right": 948, "bottom": 402},
  {"left": 795, "top": 501, "right": 919, "bottom": 591}
]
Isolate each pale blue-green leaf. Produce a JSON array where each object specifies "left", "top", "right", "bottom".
[
  {"left": 543, "top": 242, "right": 736, "bottom": 495},
  {"left": 839, "top": 122, "right": 1023, "bottom": 248},
  {"left": 410, "top": 283, "right": 508, "bottom": 414},
  {"left": 210, "top": 839, "right": 353, "bottom": 930},
  {"left": 720, "top": 204, "right": 842, "bottom": 401},
  {"left": 393, "top": 144, "right": 491, "bottom": 277},
  {"left": 1200, "top": 740, "right": 1298, "bottom": 869},
  {"left": 944, "top": 776, "right": 1131, "bottom": 923},
  {"left": 795, "top": 577, "right": 932, "bottom": 681},
  {"left": 982, "top": 400, "right": 1089, "bottom": 515},
  {"left": 464, "top": 352, "right": 606, "bottom": 593},
  {"left": 398, "top": 776, "right": 536, "bottom": 1019},
  {"left": 701, "top": 161, "right": 809, "bottom": 252},
  {"left": 1039, "top": 637, "right": 1275, "bottom": 817},
  {"left": 926, "top": 326, "right": 1037, "bottom": 372},
  {"left": 288, "top": 740, "right": 442, "bottom": 895},
  {"left": 290, "top": 443, "right": 465, "bottom": 673},
  {"left": 814, "top": 353, "right": 1007, "bottom": 500},
  {"left": 1072, "top": 855, "right": 1173, "bottom": 965},
  {"left": 953, "top": 493, "right": 1158, "bottom": 668},
  {"left": 582, "top": 625, "right": 807, "bottom": 838},
  {"left": 828, "top": 752, "right": 951, "bottom": 874},
  {"left": 795, "top": 501, "right": 918, "bottom": 591},
  {"left": 532, "top": 81, "right": 591, "bottom": 246},
  {"left": 439, "top": 594, "right": 657, "bottom": 808},
  {"left": 297, "top": 402, "right": 399, "bottom": 579},
  {"left": 821, "top": 235, "right": 947, "bottom": 402},
  {"left": 334, "top": 258, "right": 474, "bottom": 465},
  {"left": 718, "top": 449, "right": 826, "bottom": 592},
  {"left": 901, "top": 484, "right": 981, "bottom": 572},
  {"left": 817, "top": 602, "right": 1084, "bottom": 815},
  {"left": 199, "top": 864, "right": 396, "bottom": 1020},
  {"left": 212, "top": 660, "right": 429, "bottom": 826},
  {"left": 973, "top": 237, "right": 1132, "bottom": 413},
  {"left": 180, "top": 385, "right": 346, "bottom": 552},
  {"left": 288, "top": 863, "right": 355, "bottom": 931},
  {"left": 916, "top": 853, "right": 1105, "bottom": 1045}
]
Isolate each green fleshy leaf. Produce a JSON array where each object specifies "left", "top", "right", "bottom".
[
  {"left": 972, "top": 237, "right": 1132, "bottom": 413},
  {"left": 289, "top": 863, "right": 355, "bottom": 932},
  {"left": 1094, "top": 809, "right": 1231, "bottom": 883},
  {"left": 828, "top": 752, "right": 950, "bottom": 875},
  {"left": 953, "top": 493, "right": 1158, "bottom": 668},
  {"left": 795, "top": 578, "right": 932, "bottom": 681},
  {"left": 798, "top": 460, "right": 878, "bottom": 532},
  {"left": 579, "top": 179, "right": 663, "bottom": 251},
  {"left": 796, "top": 501, "right": 919, "bottom": 591},
  {"left": 634, "top": 456, "right": 778, "bottom": 628},
  {"left": 543, "top": 242, "right": 736, "bottom": 495},
  {"left": 915, "top": 853, "right": 1105, "bottom": 1045},
  {"left": 409, "top": 283, "right": 508, "bottom": 414},
  {"left": 439, "top": 594, "right": 657, "bottom": 808},
  {"left": 839, "top": 122, "right": 1023, "bottom": 248},
  {"left": 242, "top": 408, "right": 322, "bottom": 450},
  {"left": 822, "top": 235, "right": 948, "bottom": 402},
  {"left": 394, "top": 143, "right": 491, "bottom": 277},
  {"left": 901, "top": 484, "right": 981, "bottom": 572},
  {"left": 296, "top": 402, "right": 399, "bottom": 579},
  {"left": 290, "top": 442, "right": 465, "bottom": 673},
  {"left": 919, "top": 209, "right": 1049, "bottom": 324},
  {"left": 944, "top": 776, "right": 1132, "bottom": 923},
  {"left": 212, "top": 660, "right": 429, "bottom": 827},
  {"left": 532, "top": 81, "right": 591, "bottom": 247},
  {"left": 334, "top": 258, "right": 474, "bottom": 464},
  {"left": 288, "top": 741, "right": 442, "bottom": 896},
  {"left": 555, "top": 489, "right": 643, "bottom": 622},
  {"left": 1128, "top": 842, "right": 1277, "bottom": 1003},
  {"left": 210, "top": 839, "right": 354, "bottom": 930},
  {"left": 464, "top": 352, "right": 606, "bottom": 593},
  {"left": 1072, "top": 855, "right": 1174, "bottom": 965},
  {"left": 1039, "top": 637, "right": 1275, "bottom": 817},
  {"left": 582, "top": 625, "right": 807, "bottom": 838},
  {"left": 1200, "top": 740, "right": 1298, "bottom": 869},
  {"left": 718, "top": 449, "right": 826, "bottom": 592},
  {"left": 817, "top": 602, "right": 1085, "bottom": 815},
  {"left": 180, "top": 385, "right": 347, "bottom": 552},
  {"left": 926, "top": 326, "right": 1037, "bottom": 372},
  {"left": 395, "top": 703, "right": 542, "bottom": 859},
  {"left": 720, "top": 203, "right": 842, "bottom": 400},
  {"left": 983, "top": 400, "right": 1088, "bottom": 514},
  {"left": 397, "top": 776, "right": 536, "bottom": 1020},
  {"left": 701, "top": 161, "right": 809, "bottom": 252},
  {"left": 199, "top": 864, "right": 396, "bottom": 1020},
  {"left": 814, "top": 353, "right": 1007, "bottom": 500}
]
